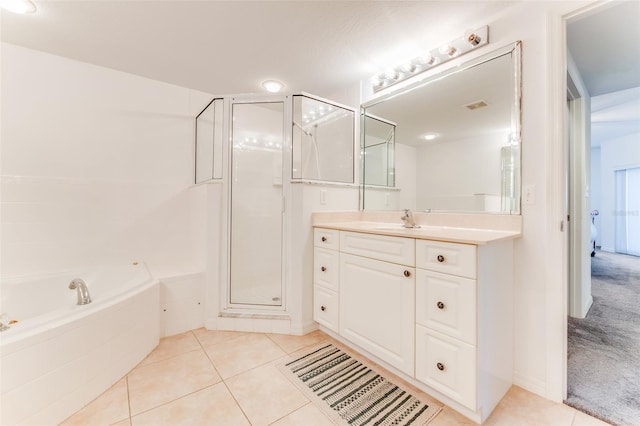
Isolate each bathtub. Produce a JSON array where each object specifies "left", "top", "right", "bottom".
[{"left": 0, "top": 263, "right": 160, "bottom": 425}]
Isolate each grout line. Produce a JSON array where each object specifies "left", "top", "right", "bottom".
[
  {"left": 267, "top": 401, "right": 316, "bottom": 426},
  {"left": 125, "top": 375, "right": 132, "bottom": 425},
  {"left": 194, "top": 330, "right": 254, "bottom": 425}
]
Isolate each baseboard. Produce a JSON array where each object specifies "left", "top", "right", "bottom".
[
  {"left": 290, "top": 320, "right": 318, "bottom": 336},
  {"left": 513, "top": 371, "right": 546, "bottom": 398},
  {"left": 583, "top": 295, "right": 593, "bottom": 316}
]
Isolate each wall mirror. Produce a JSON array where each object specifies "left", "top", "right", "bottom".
[{"left": 361, "top": 41, "right": 522, "bottom": 214}]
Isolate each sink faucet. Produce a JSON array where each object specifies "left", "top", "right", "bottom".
[
  {"left": 400, "top": 209, "right": 419, "bottom": 228},
  {"left": 69, "top": 278, "right": 92, "bottom": 305}
]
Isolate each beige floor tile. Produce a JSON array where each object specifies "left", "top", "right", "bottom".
[
  {"left": 128, "top": 350, "right": 221, "bottom": 415},
  {"left": 60, "top": 378, "right": 129, "bottom": 426},
  {"left": 266, "top": 330, "right": 330, "bottom": 354},
  {"left": 204, "top": 333, "right": 286, "bottom": 379},
  {"left": 270, "top": 402, "right": 335, "bottom": 426},
  {"left": 486, "top": 386, "right": 576, "bottom": 426},
  {"left": 429, "top": 407, "right": 477, "bottom": 426},
  {"left": 226, "top": 363, "right": 309, "bottom": 426},
  {"left": 110, "top": 420, "right": 131, "bottom": 426},
  {"left": 193, "top": 327, "right": 249, "bottom": 347},
  {"left": 137, "top": 331, "right": 201, "bottom": 367},
  {"left": 572, "top": 411, "right": 612, "bottom": 426},
  {"left": 130, "top": 382, "right": 249, "bottom": 426}
]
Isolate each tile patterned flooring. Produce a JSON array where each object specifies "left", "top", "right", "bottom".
[{"left": 61, "top": 329, "right": 610, "bottom": 426}]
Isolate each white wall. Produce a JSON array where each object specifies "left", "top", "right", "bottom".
[
  {"left": 591, "top": 147, "right": 601, "bottom": 242},
  {"left": 1, "top": 43, "right": 211, "bottom": 283},
  {"left": 598, "top": 133, "right": 640, "bottom": 252}
]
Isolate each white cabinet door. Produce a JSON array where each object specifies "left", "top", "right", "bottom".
[{"left": 339, "top": 253, "right": 415, "bottom": 375}]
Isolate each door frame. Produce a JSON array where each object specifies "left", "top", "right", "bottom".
[{"left": 221, "top": 94, "right": 292, "bottom": 314}]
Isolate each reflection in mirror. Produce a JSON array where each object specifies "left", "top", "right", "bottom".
[
  {"left": 195, "top": 98, "right": 223, "bottom": 183},
  {"left": 361, "top": 42, "right": 521, "bottom": 214},
  {"left": 362, "top": 115, "right": 395, "bottom": 187},
  {"left": 292, "top": 95, "right": 355, "bottom": 183}
]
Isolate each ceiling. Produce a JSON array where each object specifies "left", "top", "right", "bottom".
[
  {"left": 567, "top": 1, "right": 640, "bottom": 147},
  {"left": 0, "top": 1, "right": 517, "bottom": 98}
]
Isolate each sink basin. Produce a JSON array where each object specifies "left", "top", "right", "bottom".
[{"left": 372, "top": 224, "right": 421, "bottom": 230}]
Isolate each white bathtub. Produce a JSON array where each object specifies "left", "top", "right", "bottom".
[{"left": 0, "top": 263, "right": 160, "bottom": 425}]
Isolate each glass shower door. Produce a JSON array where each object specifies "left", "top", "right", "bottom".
[{"left": 230, "top": 101, "right": 285, "bottom": 306}]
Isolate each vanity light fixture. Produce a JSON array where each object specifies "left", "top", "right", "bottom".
[
  {"left": 0, "top": 0, "right": 36, "bottom": 13},
  {"left": 262, "top": 80, "right": 284, "bottom": 93},
  {"left": 371, "top": 25, "right": 489, "bottom": 93}
]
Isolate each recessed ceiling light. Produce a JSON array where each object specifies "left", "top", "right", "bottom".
[
  {"left": 262, "top": 80, "right": 284, "bottom": 93},
  {"left": 0, "top": 0, "right": 36, "bottom": 14},
  {"left": 423, "top": 133, "right": 439, "bottom": 141}
]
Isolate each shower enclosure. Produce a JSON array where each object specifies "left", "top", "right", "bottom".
[{"left": 195, "top": 93, "right": 355, "bottom": 315}]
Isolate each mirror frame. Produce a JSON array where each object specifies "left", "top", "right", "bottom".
[{"left": 359, "top": 41, "right": 522, "bottom": 214}]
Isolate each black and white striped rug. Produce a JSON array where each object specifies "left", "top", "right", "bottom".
[{"left": 280, "top": 344, "right": 441, "bottom": 425}]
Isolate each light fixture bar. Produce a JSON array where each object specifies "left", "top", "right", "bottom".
[{"left": 371, "top": 26, "right": 489, "bottom": 93}]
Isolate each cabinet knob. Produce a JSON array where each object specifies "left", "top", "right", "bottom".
[
  {"left": 321, "top": 305, "right": 326, "bottom": 311},
  {"left": 403, "top": 270, "right": 412, "bottom": 278},
  {"left": 437, "top": 255, "right": 445, "bottom": 263},
  {"left": 321, "top": 266, "right": 327, "bottom": 272},
  {"left": 321, "top": 236, "right": 327, "bottom": 242},
  {"left": 437, "top": 301, "right": 445, "bottom": 310},
  {"left": 437, "top": 362, "right": 445, "bottom": 371}
]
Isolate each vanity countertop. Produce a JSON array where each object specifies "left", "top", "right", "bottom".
[{"left": 313, "top": 221, "right": 521, "bottom": 245}]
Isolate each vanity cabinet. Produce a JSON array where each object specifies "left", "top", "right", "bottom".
[{"left": 312, "top": 226, "right": 515, "bottom": 424}]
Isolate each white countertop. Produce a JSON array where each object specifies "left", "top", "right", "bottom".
[{"left": 313, "top": 221, "right": 521, "bottom": 245}]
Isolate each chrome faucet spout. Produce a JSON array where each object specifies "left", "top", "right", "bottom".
[
  {"left": 69, "top": 278, "right": 92, "bottom": 305},
  {"left": 400, "top": 209, "right": 419, "bottom": 228}
]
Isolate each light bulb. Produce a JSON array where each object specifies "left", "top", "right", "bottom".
[
  {"left": 0, "top": 0, "right": 36, "bottom": 14},
  {"left": 400, "top": 62, "right": 416, "bottom": 73},
  {"left": 439, "top": 44, "right": 457, "bottom": 57},
  {"left": 417, "top": 54, "right": 436, "bottom": 66},
  {"left": 384, "top": 68, "right": 399, "bottom": 81}
]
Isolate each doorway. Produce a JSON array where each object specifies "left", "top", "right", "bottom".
[
  {"left": 564, "top": 2, "right": 640, "bottom": 423},
  {"left": 615, "top": 167, "right": 640, "bottom": 256}
]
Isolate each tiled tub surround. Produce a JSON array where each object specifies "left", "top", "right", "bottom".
[
  {"left": 0, "top": 265, "right": 160, "bottom": 426},
  {"left": 312, "top": 212, "right": 521, "bottom": 423}
]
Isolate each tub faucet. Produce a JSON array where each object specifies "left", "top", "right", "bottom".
[
  {"left": 400, "top": 209, "right": 419, "bottom": 228},
  {"left": 69, "top": 278, "right": 92, "bottom": 305}
]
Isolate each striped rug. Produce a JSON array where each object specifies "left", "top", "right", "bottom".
[{"left": 279, "top": 344, "right": 441, "bottom": 425}]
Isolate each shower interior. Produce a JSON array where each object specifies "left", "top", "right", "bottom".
[{"left": 195, "top": 93, "right": 354, "bottom": 312}]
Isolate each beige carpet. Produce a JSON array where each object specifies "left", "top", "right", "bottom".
[{"left": 566, "top": 250, "right": 640, "bottom": 426}]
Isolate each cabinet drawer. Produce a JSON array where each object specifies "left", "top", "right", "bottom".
[
  {"left": 314, "top": 248, "right": 339, "bottom": 292},
  {"left": 314, "top": 228, "right": 339, "bottom": 250},
  {"left": 416, "top": 325, "right": 477, "bottom": 410},
  {"left": 416, "top": 240, "right": 476, "bottom": 279},
  {"left": 416, "top": 270, "right": 477, "bottom": 345},
  {"left": 314, "top": 286, "right": 339, "bottom": 333},
  {"left": 340, "top": 231, "right": 415, "bottom": 266}
]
